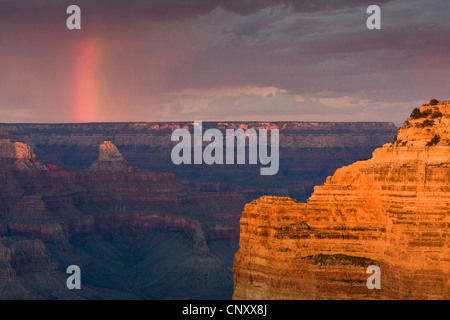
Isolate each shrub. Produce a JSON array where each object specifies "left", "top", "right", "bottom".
[
  {"left": 415, "top": 119, "right": 434, "bottom": 128},
  {"left": 426, "top": 134, "right": 440, "bottom": 146},
  {"left": 421, "top": 109, "right": 433, "bottom": 117},
  {"left": 410, "top": 108, "right": 421, "bottom": 119},
  {"left": 431, "top": 111, "right": 443, "bottom": 118},
  {"left": 430, "top": 99, "right": 439, "bottom": 105}
]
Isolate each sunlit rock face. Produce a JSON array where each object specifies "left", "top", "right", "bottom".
[
  {"left": 0, "top": 140, "right": 34, "bottom": 160},
  {"left": 88, "top": 141, "right": 131, "bottom": 172},
  {"left": 233, "top": 102, "right": 450, "bottom": 300},
  {"left": 0, "top": 138, "right": 47, "bottom": 171}
]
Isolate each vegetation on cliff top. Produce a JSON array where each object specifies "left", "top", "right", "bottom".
[{"left": 410, "top": 107, "right": 442, "bottom": 120}]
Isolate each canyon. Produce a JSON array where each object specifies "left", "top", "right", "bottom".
[
  {"left": 0, "top": 121, "right": 396, "bottom": 201},
  {"left": 233, "top": 102, "right": 450, "bottom": 299},
  {"left": 0, "top": 121, "right": 397, "bottom": 299},
  {"left": 0, "top": 138, "right": 246, "bottom": 299}
]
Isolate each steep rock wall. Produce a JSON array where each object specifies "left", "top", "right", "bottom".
[{"left": 233, "top": 102, "right": 450, "bottom": 299}]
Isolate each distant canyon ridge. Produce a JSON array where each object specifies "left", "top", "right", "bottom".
[{"left": 0, "top": 121, "right": 397, "bottom": 202}]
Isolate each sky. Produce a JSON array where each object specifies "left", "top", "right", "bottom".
[{"left": 0, "top": 0, "right": 449, "bottom": 125}]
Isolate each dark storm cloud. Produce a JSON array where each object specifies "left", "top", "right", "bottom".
[
  {"left": 0, "top": 0, "right": 449, "bottom": 124},
  {"left": 0, "top": 0, "right": 395, "bottom": 35},
  {"left": 169, "top": 0, "right": 450, "bottom": 96},
  {"left": 0, "top": 0, "right": 394, "bottom": 19}
]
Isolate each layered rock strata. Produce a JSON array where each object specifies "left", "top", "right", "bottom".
[
  {"left": 0, "top": 140, "right": 246, "bottom": 299},
  {"left": 0, "top": 122, "right": 397, "bottom": 201},
  {"left": 233, "top": 102, "right": 450, "bottom": 299},
  {"left": 0, "top": 138, "right": 47, "bottom": 171}
]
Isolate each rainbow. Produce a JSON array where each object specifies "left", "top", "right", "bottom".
[{"left": 70, "top": 37, "right": 102, "bottom": 123}]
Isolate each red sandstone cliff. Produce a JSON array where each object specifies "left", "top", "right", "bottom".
[{"left": 233, "top": 102, "right": 450, "bottom": 300}]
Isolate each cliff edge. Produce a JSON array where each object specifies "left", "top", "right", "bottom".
[{"left": 233, "top": 101, "right": 450, "bottom": 299}]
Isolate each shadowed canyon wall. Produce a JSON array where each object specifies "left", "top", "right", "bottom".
[
  {"left": 0, "top": 140, "right": 245, "bottom": 299},
  {"left": 0, "top": 122, "right": 397, "bottom": 201}
]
